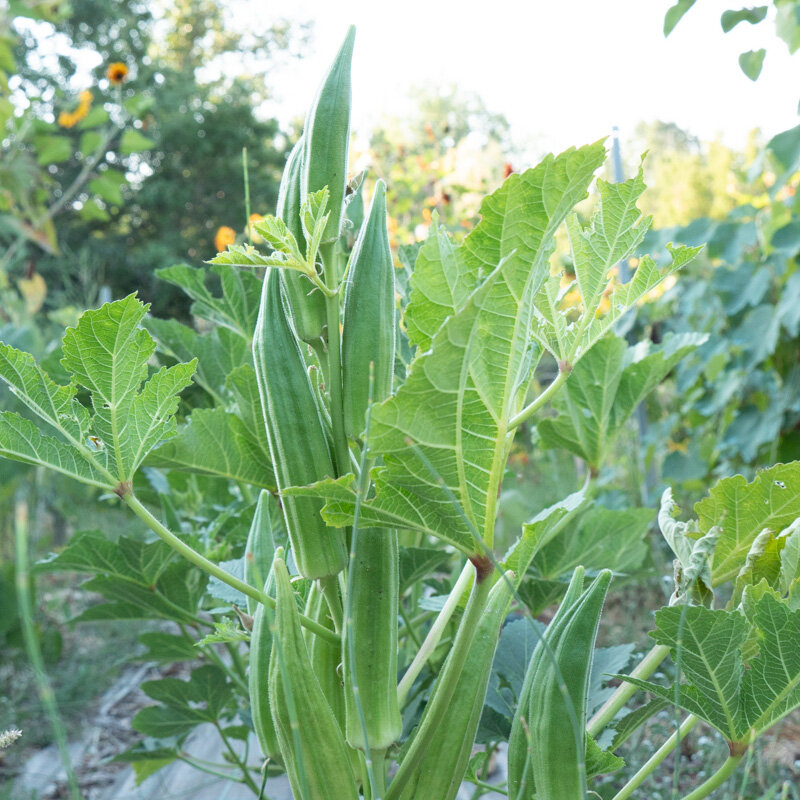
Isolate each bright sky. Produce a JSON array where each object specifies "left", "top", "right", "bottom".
[{"left": 250, "top": 0, "right": 799, "bottom": 165}]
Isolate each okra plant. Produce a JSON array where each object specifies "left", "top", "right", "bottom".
[{"left": 5, "top": 24, "right": 800, "bottom": 800}]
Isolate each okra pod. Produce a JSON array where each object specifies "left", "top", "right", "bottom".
[
  {"left": 277, "top": 136, "right": 327, "bottom": 343},
  {"left": 397, "top": 571, "right": 515, "bottom": 800},
  {"left": 253, "top": 269, "right": 347, "bottom": 579},
  {"left": 508, "top": 569, "right": 612, "bottom": 800},
  {"left": 343, "top": 527, "right": 401, "bottom": 750},
  {"left": 302, "top": 25, "right": 355, "bottom": 245},
  {"left": 244, "top": 490, "right": 277, "bottom": 616},
  {"left": 268, "top": 554, "right": 359, "bottom": 800},
  {"left": 341, "top": 179, "right": 396, "bottom": 439},
  {"left": 248, "top": 575, "right": 281, "bottom": 762}
]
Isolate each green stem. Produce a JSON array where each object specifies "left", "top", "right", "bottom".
[
  {"left": 398, "top": 602, "right": 424, "bottom": 650},
  {"left": 177, "top": 755, "right": 246, "bottom": 783},
  {"left": 202, "top": 644, "right": 248, "bottom": 695},
  {"left": 611, "top": 715, "right": 699, "bottom": 800},
  {"left": 587, "top": 643, "right": 670, "bottom": 737},
  {"left": 122, "top": 492, "right": 339, "bottom": 645},
  {"left": 397, "top": 560, "right": 475, "bottom": 706},
  {"left": 215, "top": 723, "right": 261, "bottom": 795},
  {"left": 372, "top": 748, "right": 388, "bottom": 798},
  {"left": 14, "top": 500, "right": 83, "bottom": 800},
  {"left": 508, "top": 367, "right": 570, "bottom": 429},
  {"left": 680, "top": 754, "right": 744, "bottom": 800},
  {"left": 319, "top": 575, "right": 343, "bottom": 633}
]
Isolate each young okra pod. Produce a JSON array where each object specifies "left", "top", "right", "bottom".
[
  {"left": 248, "top": 575, "right": 281, "bottom": 763},
  {"left": 343, "top": 527, "right": 401, "bottom": 751},
  {"left": 341, "top": 179, "right": 396, "bottom": 439},
  {"left": 396, "top": 571, "right": 515, "bottom": 800},
  {"left": 508, "top": 569, "right": 612, "bottom": 800},
  {"left": 253, "top": 269, "right": 347, "bottom": 579},
  {"left": 244, "top": 490, "right": 277, "bottom": 616},
  {"left": 268, "top": 554, "right": 359, "bottom": 800},
  {"left": 302, "top": 25, "right": 355, "bottom": 246},
  {"left": 277, "top": 136, "right": 327, "bottom": 343}
]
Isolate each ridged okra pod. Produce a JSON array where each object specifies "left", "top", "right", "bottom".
[
  {"left": 248, "top": 575, "right": 280, "bottom": 762},
  {"left": 507, "top": 569, "right": 612, "bottom": 800},
  {"left": 268, "top": 554, "right": 359, "bottom": 800},
  {"left": 302, "top": 25, "right": 355, "bottom": 245},
  {"left": 253, "top": 269, "right": 347, "bottom": 579},
  {"left": 343, "top": 527, "right": 401, "bottom": 750},
  {"left": 244, "top": 490, "right": 277, "bottom": 616},
  {"left": 506, "top": 567, "right": 587, "bottom": 796},
  {"left": 341, "top": 179, "right": 396, "bottom": 439},
  {"left": 277, "top": 136, "right": 327, "bottom": 343},
  {"left": 397, "top": 571, "right": 515, "bottom": 800}
]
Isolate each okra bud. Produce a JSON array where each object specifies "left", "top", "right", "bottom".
[
  {"left": 253, "top": 269, "right": 347, "bottom": 579},
  {"left": 343, "top": 527, "right": 402, "bottom": 750},
  {"left": 244, "top": 490, "right": 277, "bottom": 616},
  {"left": 277, "top": 136, "right": 327, "bottom": 343},
  {"left": 341, "top": 179, "right": 396, "bottom": 439},
  {"left": 269, "top": 555, "right": 359, "bottom": 800},
  {"left": 248, "top": 576, "right": 281, "bottom": 762},
  {"left": 302, "top": 25, "right": 355, "bottom": 245},
  {"left": 508, "top": 569, "right": 612, "bottom": 800},
  {"left": 397, "top": 572, "right": 515, "bottom": 800}
]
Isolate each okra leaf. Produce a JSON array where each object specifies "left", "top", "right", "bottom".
[
  {"left": 538, "top": 333, "right": 706, "bottom": 469},
  {"left": 59, "top": 295, "right": 197, "bottom": 482},
  {"left": 534, "top": 506, "right": 653, "bottom": 581},
  {"left": 365, "top": 144, "right": 607, "bottom": 553},
  {"left": 208, "top": 242, "right": 288, "bottom": 268},
  {"left": 146, "top": 318, "right": 249, "bottom": 402},
  {"left": 696, "top": 461, "right": 800, "bottom": 585},
  {"left": 135, "top": 665, "right": 233, "bottom": 737},
  {"left": 399, "top": 546, "right": 452, "bottom": 591},
  {"left": 137, "top": 632, "right": 198, "bottom": 663},
  {"left": 405, "top": 216, "right": 476, "bottom": 352},
  {"left": 621, "top": 592, "right": 800, "bottom": 744},
  {"left": 610, "top": 697, "right": 671, "bottom": 749},
  {"left": 38, "top": 530, "right": 206, "bottom": 623},
  {"left": 502, "top": 486, "right": 588, "bottom": 578},
  {"left": 155, "top": 263, "right": 261, "bottom": 340},
  {"left": 146, "top": 407, "right": 275, "bottom": 490},
  {"left": 586, "top": 735, "right": 625, "bottom": 778},
  {"left": 623, "top": 604, "right": 749, "bottom": 741},
  {"left": 0, "top": 412, "right": 111, "bottom": 488},
  {"left": 0, "top": 341, "right": 91, "bottom": 441},
  {"left": 226, "top": 365, "right": 271, "bottom": 463},
  {"left": 113, "top": 740, "right": 179, "bottom": 784},
  {"left": 530, "top": 167, "right": 701, "bottom": 364}
]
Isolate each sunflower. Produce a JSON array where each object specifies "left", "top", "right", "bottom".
[
  {"left": 106, "top": 62, "right": 129, "bottom": 84},
  {"left": 57, "top": 89, "right": 93, "bottom": 128},
  {"left": 214, "top": 226, "right": 236, "bottom": 252}
]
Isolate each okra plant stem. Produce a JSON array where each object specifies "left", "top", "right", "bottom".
[
  {"left": 508, "top": 366, "right": 571, "bottom": 429},
  {"left": 611, "top": 715, "right": 699, "bottom": 800},
  {"left": 586, "top": 643, "right": 671, "bottom": 737},
  {"left": 122, "top": 492, "right": 339, "bottom": 644},
  {"left": 681, "top": 754, "right": 744, "bottom": 800},
  {"left": 396, "top": 560, "right": 476, "bottom": 706},
  {"left": 319, "top": 575, "right": 343, "bottom": 633}
]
